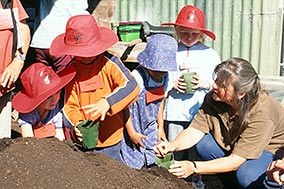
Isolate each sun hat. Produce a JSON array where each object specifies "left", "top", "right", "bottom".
[
  {"left": 50, "top": 15, "right": 118, "bottom": 57},
  {"left": 162, "top": 5, "right": 216, "bottom": 40},
  {"left": 137, "top": 34, "right": 178, "bottom": 72},
  {"left": 12, "top": 63, "right": 76, "bottom": 113}
]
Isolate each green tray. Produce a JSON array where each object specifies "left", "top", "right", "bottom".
[{"left": 118, "top": 24, "right": 141, "bottom": 42}]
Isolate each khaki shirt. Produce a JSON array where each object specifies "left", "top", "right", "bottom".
[{"left": 191, "top": 91, "right": 284, "bottom": 159}]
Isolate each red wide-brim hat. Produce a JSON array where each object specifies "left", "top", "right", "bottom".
[
  {"left": 12, "top": 63, "right": 76, "bottom": 113},
  {"left": 163, "top": 5, "right": 216, "bottom": 40},
  {"left": 50, "top": 15, "right": 118, "bottom": 57}
]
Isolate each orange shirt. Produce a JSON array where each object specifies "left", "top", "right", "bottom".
[
  {"left": 0, "top": 0, "right": 28, "bottom": 74},
  {"left": 64, "top": 53, "right": 139, "bottom": 147}
]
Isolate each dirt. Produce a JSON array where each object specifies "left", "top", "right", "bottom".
[{"left": 0, "top": 122, "right": 223, "bottom": 189}]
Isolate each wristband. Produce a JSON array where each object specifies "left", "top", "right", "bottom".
[{"left": 192, "top": 161, "right": 198, "bottom": 173}]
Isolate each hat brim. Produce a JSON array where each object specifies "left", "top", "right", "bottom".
[
  {"left": 162, "top": 22, "right": 216, "bottom": 40},
  {"left": 137, "top": 53, "right": 178, "bottom": 72},
  {"left": 50, "top": 27, "right": 118, "bottom": 57},
  {"left": 12, "top": 64, "right": 76, "bottom": 113}
]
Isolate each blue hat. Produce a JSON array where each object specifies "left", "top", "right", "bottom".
[{"left": 137, "top": 34, "right": 178, "bottom": 72}]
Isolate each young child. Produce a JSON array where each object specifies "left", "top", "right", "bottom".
[
  {"left": 162, "top": 5, "right": 221, "bottom": 188},
  {"left": 49, "top": 15, "right": 139, "bottom": 160},
  {"left": 163, "top": 5, "right": 221, "bottom": 160},
  {"left": 120, "top": 34, "right": 178, "bottom": 169},
  {"left": 12, "top": 63, "right": 75, "bottom": 141}
]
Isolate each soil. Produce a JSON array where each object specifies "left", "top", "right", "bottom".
[{"left": 0, "top": 122, "right": 223, "bottom": 189}]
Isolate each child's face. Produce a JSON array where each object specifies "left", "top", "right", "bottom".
[
  {"left": 148, "top": 70, "right": 167, "bottom": 82},
  {"left": 175, "top": 26, "right": 202, "bottom": 47},
  {"left": 75, "top": 56, "right": 97, "bottom": 64},
  {"left": 38, "top": 91, "right": 61, "bottom": 111}
]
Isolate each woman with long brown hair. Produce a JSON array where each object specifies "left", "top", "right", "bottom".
[{"left": 155, "top": 57, "right": 284, "bottom": 188}]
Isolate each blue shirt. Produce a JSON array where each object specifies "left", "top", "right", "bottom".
[{"left": 18, "top": 103, "right": 63, "bottom": 129}]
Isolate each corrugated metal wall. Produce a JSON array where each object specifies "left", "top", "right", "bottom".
[{"left": 114, "top": 0, "right": 283, "bottom": 76}]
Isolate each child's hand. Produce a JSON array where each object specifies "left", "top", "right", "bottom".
[
  {"left": 129, "top": 132, "right": 147, "bottom": 149},
  {"left": 74, "top": 126, "right": 82, "bottom": 142},
  {"left": 173, "top": 77, "right": 186, "bottom": 93},
  {"left": 191, "top": 74, "right": 210, "bottom": 90},
  {"left": 81, "top": 98, "right": 110, "bottom": 121},
  {"left": 158, "top": 130, "right": 167, "bottom": 143}
]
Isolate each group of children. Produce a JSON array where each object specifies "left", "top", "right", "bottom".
[
  {"left": 8, "top": 3, "right": 284, "bottom": 189},
  {"left": 11, "top": 4, "right": 219, "bottom": 187}
]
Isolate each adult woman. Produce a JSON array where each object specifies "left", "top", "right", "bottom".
[{"left": 154, "top": 57, "right": 284, "bottom": 188}]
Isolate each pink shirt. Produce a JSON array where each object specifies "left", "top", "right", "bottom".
[{"left": 0, "top": 0, "right": 28, "bottom": 81}]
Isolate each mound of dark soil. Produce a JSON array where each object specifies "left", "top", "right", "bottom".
[{"left": 0, "top": 137, "right": 194, "bottom": 189}]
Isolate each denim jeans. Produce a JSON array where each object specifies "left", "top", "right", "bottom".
[
  {"left": 195, "top": 133, "right": 278, "bottom": 189},
  {"left": 93, "top": 141, "right": 122, "bottom": 162}
]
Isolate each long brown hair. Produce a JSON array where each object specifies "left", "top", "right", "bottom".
[{"left": 214, "top": 58, "right": 263, "bottom": 143}]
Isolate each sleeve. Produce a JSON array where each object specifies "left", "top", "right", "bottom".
[
  {"left": 165, "top": 71, "right": 181, "bottom": 96},
  {"left": 18, "top": 111, "right": 37, "bottom": 127},
  {"left": 63, "top": 83, "right": 85, "bottom": 126},
  {"left": 232, "top": 118, "right": 275, "bottom": 159},
  {"left": 67, "top": 1, "right": 89, "bottom": 16},
  {"left": 51, "top": 110, "right": 63, "bottom": 129},
  {"left": 131, "top": 69, "right": 143, "bottom": 92},
  {"left": 190, "top": 108, "right": 211, "bottom": 133},
  {"left": 104, "top": 59, "right": 139, "bottom": 116},
  {"left": 13, "top": 0, "right": 29, "bottom": 21},
  {"left": 206, "top": 49, "right": 221, "bottom": 87}
]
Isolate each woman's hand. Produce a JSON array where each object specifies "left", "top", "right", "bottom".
[
  {"left": 153, "top": 140, "right": 175, "bottom": 157},
  {"left": 1, "top": 58, "right": 24, "bottom": 88},
  {"left": 267, "top": 159, "right": 284, "bottom": 185},
  {"left": 168, "top": 160, "right": 196, "bottom": 178},
  {"left": 81, "top": 98, "right": 110, "bottom": 121}
]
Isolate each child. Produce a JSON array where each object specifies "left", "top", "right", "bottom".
[
  {"left": 163, "top": 5, "right": 221, "bottom": 160},
  {"left": 12, "top": 63, "right": 75, "bottom": 141},
  {"left": 49, "top": 15, "right": 139, "bottom": 160},
  {"left": 162, "top": 5, "right": 221, "bottom": 188},
  {"left": 120, "top": 34, "right": 178, "bottom": 169}
]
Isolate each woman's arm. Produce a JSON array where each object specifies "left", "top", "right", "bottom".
[
  {"left": 154, "top": 126, "right": 205, "bottom": 156},
  {"left": 169, "top": 154, "right": 246, "bottom": 178},
  {"left": 173, "top": 126, "right": 205, "bottom": 151}
]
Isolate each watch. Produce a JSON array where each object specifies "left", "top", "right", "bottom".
[{"left": 16, "top": 53, "right": 26, "bottom": 61}]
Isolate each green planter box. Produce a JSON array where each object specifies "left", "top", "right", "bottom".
[{"left": 118, "top": 23, "right": 142, "bottom": 42}]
